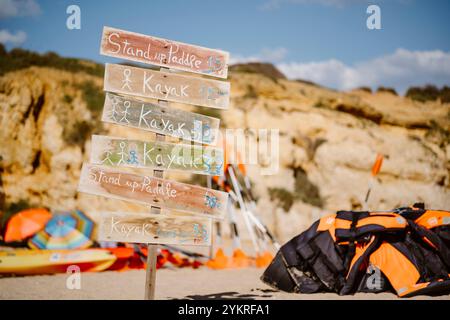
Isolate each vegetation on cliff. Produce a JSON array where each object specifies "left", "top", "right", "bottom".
[{"left": 0, "top": 44, "right": 104, "bottom": 77}]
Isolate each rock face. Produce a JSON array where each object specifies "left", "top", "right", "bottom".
[
  {"left": 0, "top": 64, "right": 449, "bottom": 243},
  {"left": 0, "top": 67, "right": 100, "bottom": 213}
]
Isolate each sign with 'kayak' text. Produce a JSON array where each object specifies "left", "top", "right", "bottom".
[
  {"left": 102, "top": 93, "right": 220, "bottom": 145},
  {"left": 100, "top": 26, "right": 229, "bottom": 78},
  {"left": 104, "top": 63, "right": 230, "bottom": 109},
  {"left": 90, "top": 135, "right": 224, "bottom": 176},
  {"left": 77, "top": 164, "right": 227, "bottom": 218},
  {"left": 98, "top": 211, "right": 211, "bottom": 246}
]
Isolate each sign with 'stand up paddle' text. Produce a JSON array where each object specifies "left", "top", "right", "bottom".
[
  {"left": 100, "top": 26, "right": 229, "bottom": 78},
  {"left": 78, "top": 163, "right": 228, "bottom": 218}
]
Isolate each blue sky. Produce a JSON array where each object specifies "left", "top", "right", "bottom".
[{"left": 1, "top": 0, "right": 449, "bottom": 92}]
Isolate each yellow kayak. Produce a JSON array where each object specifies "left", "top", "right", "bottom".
[{"left": 0, "top": 249, "right": 117, "bottom": 275}]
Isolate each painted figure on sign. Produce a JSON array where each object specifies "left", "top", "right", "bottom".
[
  {"left": 207, "top": 56, "right": 223, "bottom": 72},
  {"left": 193, "top": 223, "right": 209, "bottom": 242},
  {"left": 202, "top": 124, "right": 212, "bottom": 144},
  {"left": 110, "top": 96, "right": 121, "bottom": 121},
  {"left": 191, "top": 120, "right": 203, "bottom": 142},
  {"left": 203, "top": 154, "right": 213, "bottom": 174},
  {"left": 121, "top": 68, "right": 133, "bottom": 91},
  {"left": 208, "top": 87, "right": 218, "bottom": 101},
  {"left": 127, "top": 150, "right": 139, "bottom": 165},
  {"left": 204, "top": 192, "right": 220, "bottom": 209},
  {"left": 101, "top": 150, "right": 114, "bottom": 165},
  {"left": 203, "top": 154, "right": 223, "bottom": 175},
  {"left": 119, "top": 101, "right": 131, "bottom": 124},
  {"left": 117, "top": 141, "right": 128, "bottom": 165}
]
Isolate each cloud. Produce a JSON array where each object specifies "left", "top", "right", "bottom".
[
  {"left": 260, "top": 0, "right": 412, "bottom": 10},
  {"left": 0, "top": 29, "right": 27, "bottom": 45},
  {"left": 0, "top": 0, "right": 41, "bottom": 19},
  {"left": 261, "top": 0, "right": 373, "bottom": 10},
  {"left": 230, "top": 47, "right": 288, "bottom": 65},
  {"left": 276, "top": 49, "right": 450, "bottom": 93}
]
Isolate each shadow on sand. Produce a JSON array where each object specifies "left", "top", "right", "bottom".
[{"left": 170, "top": 288, "right": 279, "bottom": 300}]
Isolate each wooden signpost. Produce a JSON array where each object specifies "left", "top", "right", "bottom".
[
  {"left": 90, "top": 134, "right": 224, "bottom": 175},
  {"left": 78, "top": 163, "right": 227, "bottom": 218},
  {"left": 79, "top": 26, "right": 230, "bottom": 299},
  {"left": 100, "top": 26, "right": 229, "bottom": 78},
  {"left": 102, "top": 93, "right": 220, "bottom": 145},
  {"left": 104, "top": 63, "right": 230, "bottom": 109}
]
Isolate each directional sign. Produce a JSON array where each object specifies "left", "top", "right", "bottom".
[
  {"left": 90, "top": 134, "right": 224, "bottom": 176},
  {"left": 102, "top": 93, "right": 220, "bottom": 145},
  {"left": 104, "top": 63, "right": 230, "bottom": 109},
  {"left": 77, "top": 163, "right": 227, "bottom": 218},
  {"left": 98, "top": 211, "right": 212, "bottom": 246},
  {"left": 100, "top": 26, "right": 229, "bottom": 79}
]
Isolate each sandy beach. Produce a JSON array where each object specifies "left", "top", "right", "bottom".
[{"left": 1, "top": 267, "right": 449, "bottom": 300}]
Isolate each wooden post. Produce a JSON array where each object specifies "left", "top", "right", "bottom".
[
  {"left": 206, "top": 176, "right": 214, "bottom": 259},
  {"left": 144, "top": 128, "right": 166, "bottom": 300},
  {"left": 144, "top": 66, "right": 170, "bottom": 300},
  {"left": 144, "top": 241, "right": 158, "bottom": 299}
]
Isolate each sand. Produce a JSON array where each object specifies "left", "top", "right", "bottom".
[{"left": 1, "top": 267, "right": 449, "bottom": 300}]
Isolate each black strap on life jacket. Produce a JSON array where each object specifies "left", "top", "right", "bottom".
[
  {"left": 407, "top": 220, "right": 450, "bottom": 271},
  {"left": 342, "top": 211, "right": 365, "bottom": 271},
  {"left": 395, "top": 203, "right": 426, "bottom": 220}
]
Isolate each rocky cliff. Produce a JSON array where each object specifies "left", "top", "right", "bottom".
[{"left": 0, "top": 62, "right": 449, "bottom": 242}]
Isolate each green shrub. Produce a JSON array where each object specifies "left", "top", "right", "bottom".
[
  {"left": 63, "top": 94, "right": 73, "bottom": 103},
  {"left": 0, "top": 46, "right": 104, "bottom": 77},
  {"left": 268, "top": 167, "right": 324, "bottom": 212},
  {"left": 377, "top": 86, "right": 397, "bottom": 95},
  {"left": 243, "top": 84, "right": 258, "bottom": 99},
  {"left": 293, "top": 167, "right": 324, "bottom": 208},
  {"left": 405, "top": 85, "right": 440, "bottom": 102},
  {"left": 268, "top": 188, "right": 295, "bottom": 212},
  {"left": 229, "top": 62, "right": 286, "bottom": 81},
  {"left": 440, "top": 86, "right": 450, "bottom": 103},
  {"left": 0, "top": 44, "right": 6, "bottom": 56},
  {"left": 425, "top": 120, "right": 450, "bottom": 148},
  {"left": 313, "top": 100, "right": 330, "bottom": 109},
  {"left": 357, "top": 86, "right": 372, "bottom": 93},
  {"left": 75, "top": 80, "right": 104, "bottom": 113},
  {"left": 63, "top": 120, "right": 94, "bottom": 148}
]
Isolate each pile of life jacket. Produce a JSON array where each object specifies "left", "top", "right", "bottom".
[{"left": 261, "top": 203, "right": 450, "bottom": 297}]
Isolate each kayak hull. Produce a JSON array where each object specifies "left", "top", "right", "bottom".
[{"left": 0, "top": 249, "right": 116, "bottom": 275}]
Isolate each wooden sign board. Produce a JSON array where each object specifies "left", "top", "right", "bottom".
[
  {"left": 98, "top": 211, "right": 211, "bottom": 246},
  {"left": 104, "top": 63, "right": 230, "bottom": 109},
  {"left": 90, "top": 134, "right": 224, "bottom": 176},
  {"left": 100, "top": 26, "right": 229, "bottom": 79},
  {"left": 102, "top": 93, "right": 220, "bottom": 145},
  {"left": 77, "top": 163, "right": 227, "bottom": 218}
]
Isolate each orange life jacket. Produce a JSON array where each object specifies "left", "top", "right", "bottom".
[{"left": 261, "top": 203, "right": 450, "bottom": 297}]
